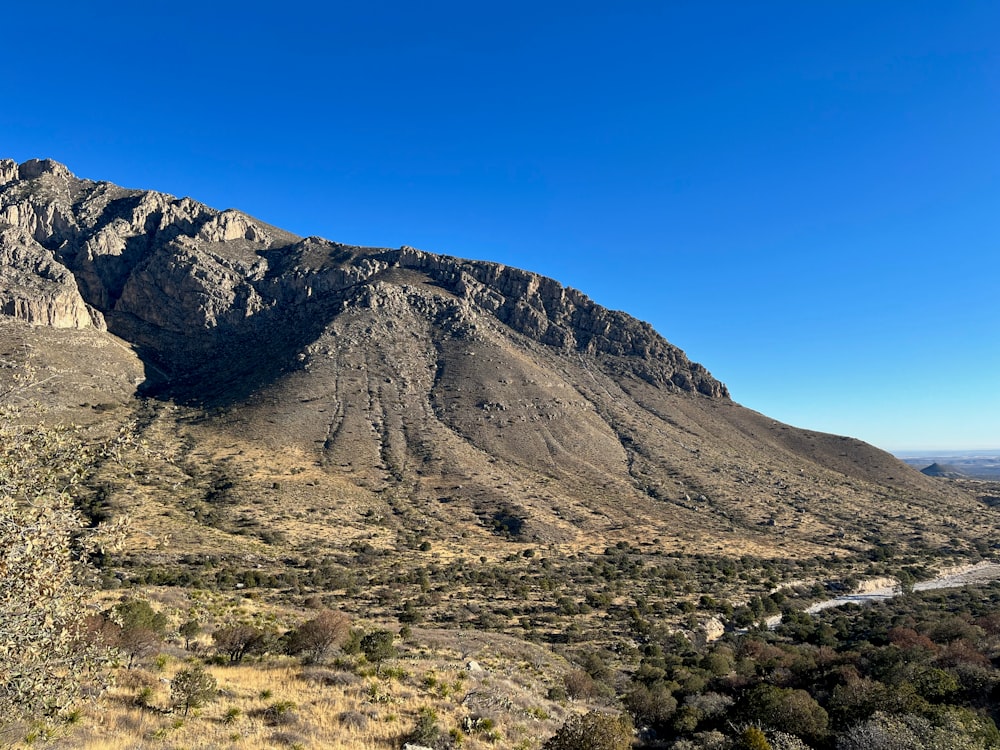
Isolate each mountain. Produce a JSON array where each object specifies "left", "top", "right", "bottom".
[
  {"left": 900, "top": 451, "right": 1000, "bottom": 481},
  {"left": 920, "top": 462, "right": 965, "bottom": 479},
  {"left": 0, "top": 158, "right": 992, "bottom": 581}
]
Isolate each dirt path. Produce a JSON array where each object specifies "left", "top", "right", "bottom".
[
  {"left": 804, "top": 561, "right": 1000, "bottom": 615},
  {"left": 760, "top": 562, "right": 1000, "bottom": 630}
]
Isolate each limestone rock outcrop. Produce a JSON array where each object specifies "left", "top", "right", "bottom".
[
  {"left": 0, "top": 159, "right": 18, "bottom": 186},
  {"left": 389, "top": 247, "right": 727, "bottom": 397},
  {"left": 0, "top": 226, "right": 104, "bottom": 329},
  {"left": 0, "top": 157, "right": 728, "bottom": 398}
]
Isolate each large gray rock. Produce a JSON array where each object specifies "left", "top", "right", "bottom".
[
  {"left": 0, "top": 226, "right": 104, "bottom": 329},
  {"left": 0, "top": 159, "right": 18, "bottom": 186}
]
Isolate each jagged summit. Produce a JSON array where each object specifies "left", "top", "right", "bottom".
[
  {"left": 0, "top": 157, "right": 74, "bottom": 184},
  {"left": 0, "top": 157, "right": 726, "bottom": 401}
]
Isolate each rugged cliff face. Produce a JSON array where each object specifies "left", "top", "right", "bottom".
[
  {"left": 0, "top": 158, "right": 988, "bottom": 563},
  {"left": 0, "top": 158, "right": 725, "bottom": 400},
  {"left": 0, "top": 224, "right": 104, "bottom": 329}
]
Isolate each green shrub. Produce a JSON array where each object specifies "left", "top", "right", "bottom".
[
  {"left": 0, "top": 387, "right": 132, "bottom": 727},
  {"left": 361, "top": 630, "right": 396, "bottom": 675},
  {"left": 542, "top": 711, "right": 632, "bottom": 750},
  {"left": 739, "top": 685, "right": 827, "bottom": 745},
  {"left": 170, "top": 665, "right": 217, "bottom": 716},
  {"left": 737, "top": 726, "right": 771, "bottom": 750},
  {"left": 404, "top": 707, "right": 440, "bottom": 746}
]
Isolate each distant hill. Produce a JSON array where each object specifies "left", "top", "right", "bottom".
[
  {"left": 900, "top": 452, "right": 1000, "bottom": 481},
  {"left": 920, "top": 462, "right": 965, "bottom": 479},
  {"left": 0, "top": 157, "right": 992, "bottom": 575}
]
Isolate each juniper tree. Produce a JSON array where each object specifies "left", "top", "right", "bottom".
[
  {"left": 285, "top": 610, "right": 350, "bottom": 664},
  {"left": 0, "top": 369, "right": 131, "bottom": 727},
  {"left": 542, "top": 711, "right": 633, "bottom": 750},
  {"left": 170, "top": 665, "right": 217, "bottom": 716},
  {"left": 360, "top": 630, "right": 396, "bottom": 675}
]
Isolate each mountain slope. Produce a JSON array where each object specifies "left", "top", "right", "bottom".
[{"left": 0, "top": 158, "right": 990, "bottom": 573}]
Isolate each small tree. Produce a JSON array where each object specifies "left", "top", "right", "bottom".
[
  {"left": 104, "top": 598, "right": 168, "bottom": 667},
  {"left": 361, "top": 630, "right": 396, "bottom": 675},
  {"left": 213, "top": 624, "right": 267, "bottom": 664},
  {"left": 739, "top": 684, "right": 828, "bottom": 745},
  {"left": 564, "top": 668, "right": 598, "bottom": 700},
  {"left": 624, "top": 681, "right": 678, "bottom": 729},
  {"left": 897, "top": 569, "right": 916, "bottom": 596},
  {"left": 179, "top": 618, "right": 201, "bottom": 651},
  {"left": 285, "top": 610, "right": 350, "bottom": 665},
  {"left": 115, "top": 598, "right": 169, "bottom": 634},
  {"left": 117, "top": 624, "right": 163, "bottom": 668},
  {"left": 543, "top": 711, "right": 633, "bottom": 750},
  {"left": 170, "top": 664, "right": 217, "bottom": 716}
]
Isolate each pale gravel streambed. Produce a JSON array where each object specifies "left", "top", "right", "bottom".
[{"left": 764, "top": 561, "right": 1000, "bottom": 630}]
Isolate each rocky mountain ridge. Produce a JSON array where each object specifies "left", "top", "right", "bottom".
[
  {"left": 0, "top": 158, "right": 724, "bottom": 401},
  {"left": 0, "top": 157, "right": 991, "bottom": 566}
]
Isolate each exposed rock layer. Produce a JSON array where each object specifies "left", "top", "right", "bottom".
[{"left": 0, "top": 158, "right": 724, "bottom": 399}]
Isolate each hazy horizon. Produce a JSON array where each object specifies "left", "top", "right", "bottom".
[{"left": 893, "top": 448, "right": 1000, "bottom": 458}]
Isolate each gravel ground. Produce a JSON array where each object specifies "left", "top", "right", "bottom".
[{"left": 804, "top": 561, "right": 1000, "bottom": 614}]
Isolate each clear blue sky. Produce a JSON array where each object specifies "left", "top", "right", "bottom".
[{"left": 2, "top": 2, "right": 997, "bottom": 451}]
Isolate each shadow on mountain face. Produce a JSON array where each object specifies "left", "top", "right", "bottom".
[{"left": 128, "top": 293, "right": 343, "bottom": 408}]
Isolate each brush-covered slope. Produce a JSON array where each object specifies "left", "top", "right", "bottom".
[{"left": 0, "top": 158, "right": 990, "bottom": 569}]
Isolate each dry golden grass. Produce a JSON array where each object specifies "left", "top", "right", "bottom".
[
  {"left": 15, "top": 587, "right": 576, "bottom": 750},
  {"left": 37, "top": 652, "right": 570, "bottom": 750}
]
